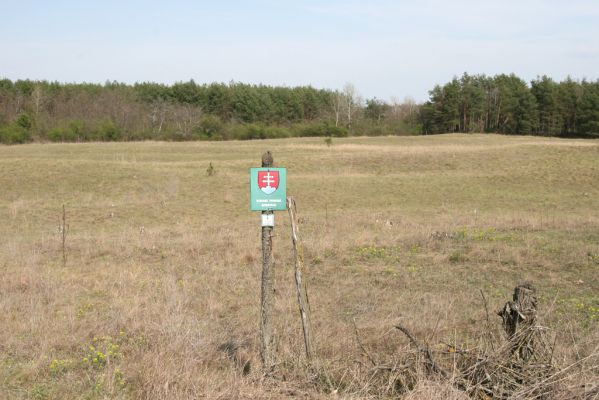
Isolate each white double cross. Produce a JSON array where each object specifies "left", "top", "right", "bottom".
[{"left": 262, "top": 172, "right": 275, "bottom": 187}]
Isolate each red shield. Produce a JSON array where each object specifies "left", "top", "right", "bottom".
[{"left": 258, "top": 171, "right": 279, "bottom": 195}]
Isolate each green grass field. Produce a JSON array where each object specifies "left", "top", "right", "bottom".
[{"left": 1, "top": 134, "right": 598, "bottom": 399}]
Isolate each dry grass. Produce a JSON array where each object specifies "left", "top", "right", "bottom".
[{"left": 0, "top": 134, "right": 598, "bottom": 399}]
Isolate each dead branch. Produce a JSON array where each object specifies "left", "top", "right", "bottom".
[
  {"left": 353, "top": 318, "right": 377, "bottom": 367},
  {"left": 395, "top": 324, "right": 447, "bottom": 377}
]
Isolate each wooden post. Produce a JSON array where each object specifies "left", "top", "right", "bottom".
[
  {"left": 62, "top": 204, "right": 67, "bottom": 268},
  {"left": 260, "top": 151, "right": 276, "bottom": 369},
  {"left": 287, "top": 197, "right": 313, "bottom": 360}
]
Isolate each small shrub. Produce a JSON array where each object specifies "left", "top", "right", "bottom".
[
  {"left": 239, "top": 124, "right": 263, "bottom": 140},
  {"left": 97, "top": 121, "right": 121, "bottom": 141},
  {"left": 193, "top": 115, "right": 224, "bottom": 140},
  {"left": 325, "top": 124, "right": 349, "bottom": 137},
  {"left": 48, "top": 126, "right": 78, "bottom": 142},
  {"left": 0, "top": 124, "right": 31, "bottom": 144},
  {"left": 15, "top": 113, "right": 33, "bottom": 130},
  {"left": 206, "top": 162, "right": 216, "bottom": 176}
]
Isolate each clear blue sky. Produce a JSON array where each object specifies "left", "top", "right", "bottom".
[{"left": 1, "top": 0, "right": 598, "bottom": 101}]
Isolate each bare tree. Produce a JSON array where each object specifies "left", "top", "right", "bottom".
[
  {"left": 175, "top": 104, "right": 201, "bottom": 135},
  {"left": 150, "top": 98, "right": 169, "bottom": 134},
  {"left": 389, "top": 96, "right": 418, "bottom": 122},
  {"left": 31, "top": 85, "right": 45, "bottom": 118},
  {"left": 342, "top": 83, "right": 361, "bottom": 131},
  {"left": 332, "top": 91, "right": 344, "bottom": 127},
  {"left": 390, "top": 96, "right": 401, "bottom": 120},
  {"left": 402, "top": 96, "right": 417, "bottom": 119}
]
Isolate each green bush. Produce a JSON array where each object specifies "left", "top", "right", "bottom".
[
  {"left": 0, "top": 113, "right": 35, "bottom": 144},
  {"left": 292, "top": 123, "right": 321, "bottom": 137},
  {"left": 0, "top": 124, "right": 31, "bottom": 144},
  {"left": 68, "top": 120, "right": 85, "bottom": 139},
  {"left": 324, "top": 124, "right": 349, "bottom": 137},
  {"left": 48, "top": 127, "right": 74, "bottom": 142},
  {"left": 222, "top": 124, "right": 244, "bottom": 140},
  {"left": 193, "top": 115, "right": 225, "bottom": 140},
  {"left": 97, "top": 121, "right": 121, "bottom": 141},
  {"left": 242, "top": 124, "right": 264, "bottom": 140},
  {"left": 15, "top": 113, "right": 33, "bottom": 130},
  {"left": 47, "top": 120, "right": 89, "bottom": 142}
]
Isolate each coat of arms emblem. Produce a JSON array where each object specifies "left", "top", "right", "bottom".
[{"left": 258, "top": 171, "right": 279, "bottom": 195}]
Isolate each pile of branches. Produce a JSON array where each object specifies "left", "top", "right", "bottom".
[{"left": 349, "top": 283, "right": 598, "bottom": 399}]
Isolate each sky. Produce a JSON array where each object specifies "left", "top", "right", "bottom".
[{"left": 1, "top": 0, "right": 598, "bottom": 101}]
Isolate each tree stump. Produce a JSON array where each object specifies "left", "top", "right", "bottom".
[{"left": 497, "top": 283, "right": 538, "bottom": 360}]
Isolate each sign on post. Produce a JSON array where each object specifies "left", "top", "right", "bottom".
[
  {"left": 250, "top": 168, "right": 287, "bottom": 211},
  {"left": 254, "top": 152, "right": 284, "bottom": 369}
]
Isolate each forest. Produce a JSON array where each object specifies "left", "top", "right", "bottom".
[
  {"left": 420, "top": 73, "right": 599, "bottom": 137},
  {"left": 0, "top": 74, "right": 597, "bottom": 144}
]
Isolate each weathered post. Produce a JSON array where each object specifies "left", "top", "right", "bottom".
[
  {"left": 61, "top": 204, "right": 67, "bottom": 267},
  {"left": 498, "top": 282, "right": 538, "bottom": 360},
  {"left": 287, "top": 196, "right": 313, "bottom": 360},
  {"left": 250, "top": 151, "right": 286, "bottom": 370},
  {"left": 260, "top": 151, "right": 275, "bottom": 369}
]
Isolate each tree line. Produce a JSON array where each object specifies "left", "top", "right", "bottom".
[
  {"left": 0, "top": 79, "right": 418, "bottom": 144},
  {"left": 0, "top": 74, "right": 597, "bottom": 144},
  {"left": 420, "top": 73, "right": 599, "bottom": 137}
]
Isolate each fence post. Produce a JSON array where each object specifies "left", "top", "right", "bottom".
[
  {"left": 62, "top": 204, "right": 67, "bottom": 267},
  {"left": 287, "top": 196, "right": 313, "bottom": 361},
  {"left": 260, "top": 151, "right": 276, "bottom": 369}
]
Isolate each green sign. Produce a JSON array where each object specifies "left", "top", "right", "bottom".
[{"left": 250, "top": 167, "right": 287, "bottom": 211}]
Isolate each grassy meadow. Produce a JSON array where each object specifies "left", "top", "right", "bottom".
[{"left": 1, "top": 134, "right": 598, "bottom": 399}]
